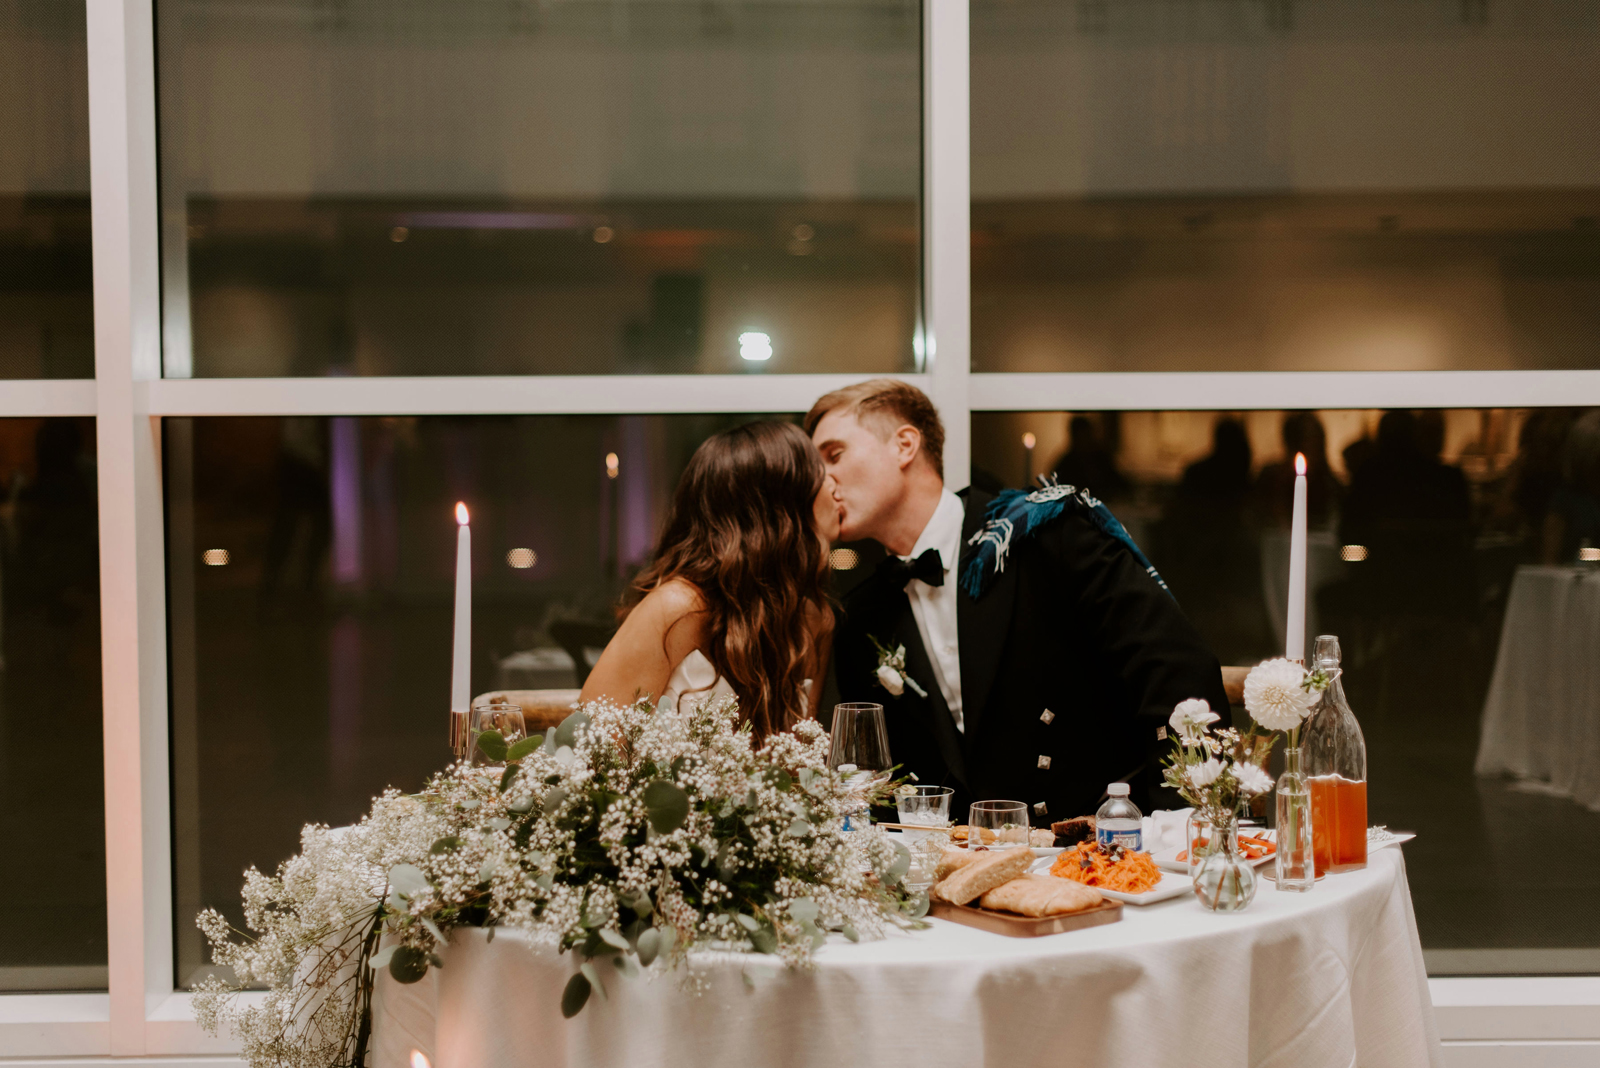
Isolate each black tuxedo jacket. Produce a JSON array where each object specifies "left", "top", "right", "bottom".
[{"left": 834, "top": 487, "right": 1231, "bottom": 824}]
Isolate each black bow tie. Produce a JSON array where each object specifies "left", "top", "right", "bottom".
[{"left": 878, "top": 547, "right": 945, "bottom": 589}]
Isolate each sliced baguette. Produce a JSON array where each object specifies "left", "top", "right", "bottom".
[
  {"left": 931, "top": 847, "right": 1033, "bottom": 906},
  {"left": 977, "top": 874, "right": 1103, "bottom": 917}
]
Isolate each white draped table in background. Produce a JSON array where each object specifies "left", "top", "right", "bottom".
[
  {"left": 1476, "top": 565, "right": 1600, "bottom": 811},
  {"left": 371, "top": 848, "right": 1438, "bottom": 1068}
]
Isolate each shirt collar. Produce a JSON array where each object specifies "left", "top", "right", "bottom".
[{"left": 904, "top": 489, "right": 965, "bottom": 575}]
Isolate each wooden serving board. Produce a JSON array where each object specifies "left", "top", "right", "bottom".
[{"left": 929, "top": 896, "right": 1122, "bottom": 937}]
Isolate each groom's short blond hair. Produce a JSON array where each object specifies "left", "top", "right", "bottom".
[{"left": 804, "top": 378, "right": 944, "bottom": 476}]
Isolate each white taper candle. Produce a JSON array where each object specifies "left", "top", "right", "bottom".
[
  {"left": 1286, "top": 453, "right": 1308, "bottom": 663},
  {"left": 451, "top": 502, "right": 472, "bottom": 713}
]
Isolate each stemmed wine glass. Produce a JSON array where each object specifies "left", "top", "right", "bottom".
[
  {"left": 469, "top": 699, "right": 527, "bottom": 767},
  {"left": 830, "top": 703, "right": 890, "bottom": 831}
]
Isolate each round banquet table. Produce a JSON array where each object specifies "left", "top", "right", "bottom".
[
  {"left": 370, "top": 848, "right": 1438, "bottom": 1068},
  {"left": 1475, "top": 565, "right": 1600, "bottom": 810}
]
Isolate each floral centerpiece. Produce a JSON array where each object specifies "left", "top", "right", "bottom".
[
  {"left": 193, "top": 695, "right": 926, "bottom": 1068},
  {"left": 1241, "top": 658, "right": 1329, "bottom": 891}
]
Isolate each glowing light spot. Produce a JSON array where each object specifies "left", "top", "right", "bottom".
[
  {"left": 390, "top": 226, "right": 409, "bottom": 243},
  {"left": 739, "top": 332, "right": 773, "bottom": 362},
  {"left": 202, "top": 549, "right": 229, "bottom": 566},
  {"left": 1295, "top": 452, "right": 1307, "bottom": 476},
  {"left": 1022, "top": 432, "right": 1037, "bottom": 450},
  {"left": 792, "top": 223, "right": 814, "bottom": 241},
  {"left": 456, "top": 502, "right": 470, "bottom": 526},
  {"left": 507, "top": 548, "right": 537, "bottom": 569},
  {"left": 829, "top": 548, "right": 859, "bottom": 571},
  {"left": 1581, "top": 547, "right": 1600, "bottom": 562},
  {"left": 605, "top": 452, "right": 620, "bottom": 479},
  {"left": 410, "top": 1051, "right": 432, "bottom": 1068},
  {"left": 1341, "top": 545, "right": 1369, "bottom": 562},
  {"left": 593, "top": 225, "right": 614, "bottom": 243}
]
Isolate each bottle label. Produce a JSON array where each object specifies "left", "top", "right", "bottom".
[{"left": 1097, "top": 827, "right": 1141, "bottom": 851}]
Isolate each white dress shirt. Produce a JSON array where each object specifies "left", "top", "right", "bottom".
[{"left": 900, "top": 489, "right": 966, "bottom": 731}]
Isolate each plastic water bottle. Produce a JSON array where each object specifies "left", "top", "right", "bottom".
[{"left": 1096, "top": 783, "right": 1142, "bottom": 851}]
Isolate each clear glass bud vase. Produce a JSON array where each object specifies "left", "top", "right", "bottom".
[
  {"left": 1275, "top": 747, "right": 1316, "bottom": 891},
  {"left": 1191, "top": 814, "right": 1257, "bottom": 911}
]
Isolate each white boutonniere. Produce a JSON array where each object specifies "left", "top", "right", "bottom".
[{"left": 869, "top": 635, "right": 927, "bottom": 698}]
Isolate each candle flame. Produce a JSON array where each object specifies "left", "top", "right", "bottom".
[
  {"left": 455, "top": 502, "right": 469, "bottom": 525},
  {"left": 1294, "top": 452, "right": 1307, "bottom": 476}
]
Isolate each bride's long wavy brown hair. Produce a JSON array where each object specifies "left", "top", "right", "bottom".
[{"left": 625, "top": 420, "right": 832, "bottom": 741}]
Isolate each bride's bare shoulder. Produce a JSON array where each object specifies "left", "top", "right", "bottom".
[{"left": 630, "top": 579, "right": 709, "bottom": 657}]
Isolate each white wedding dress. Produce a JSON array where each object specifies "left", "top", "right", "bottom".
[
  {"left": 656, "top": 649, "right": 736, "bottom": 714},
  {"left": 656, "top": 649, "right": 811, "bottom": 716}
]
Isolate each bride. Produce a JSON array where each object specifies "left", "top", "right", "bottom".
[{"left": 579, "top": 420, "right": 841, "bottom": 741}]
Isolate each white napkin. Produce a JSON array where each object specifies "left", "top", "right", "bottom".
[{"left": 1141, "top": 808, "right": 1193, "bottom": 853}]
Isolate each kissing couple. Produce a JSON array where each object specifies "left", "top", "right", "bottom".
[{"left": 582, "top": 379, "right": 1229, "bottom": 823}]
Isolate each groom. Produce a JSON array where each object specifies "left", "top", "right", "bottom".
[{"left": 809, "top": 380, "right": 1230, "bottom": 824}]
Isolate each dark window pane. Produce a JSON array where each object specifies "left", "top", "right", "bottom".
[
  {"left": 972, "top": 2, "right": 1600, "bottom": 372},
  {"left": 166, "top": 413, "right": 804, "bottom": 984},
  {"left": 0, "top": 418, "right": 105, "bottom": 990},
  {"left": 157, "top": 1, "right": 921, "bottom": 377},
  {"left": 0, "top": 0, "right": 94, "bottom": 379},
  {"left": 975, "top": 408, "right": 1600, "bottom": 974}
]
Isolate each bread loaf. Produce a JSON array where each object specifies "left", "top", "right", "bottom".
[
  {"left": 934, "top": 847, "right": 977, "bottom": 882},
  {"left": 977, "top": 874, "right": 1103, "bottom": 917},
  {"left": 931, "top": 847, "right": 1033, "bottom": 905}
]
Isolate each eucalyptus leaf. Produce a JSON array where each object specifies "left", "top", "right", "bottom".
[
  {"left": 801, "top": 919, "right": 825, "bottom": 951},
  {"left": 429, "top": 836, "right": 463, "bottom": 855},
  {"left": 554, "top": 710, "right": 591, "bottom": 749},
  {"left": 507, "top": 735, "right": 542, "bottom": 761},
  {"left": 475, "top": 729, "right": 508, "bottom": 762},
  {"left": 580, "top": 961, "right": 607, "bottom": 1001},
  {"left": 906, "top": 890, "right": 930, "bottom": 920},
  {"left": 368, "top": 944, "right": 397, "bottom": 970},
  {"left": 498, "top": 765, "right": 520, "bottom": 793},
  {"left": 842, "top": 924, "right": 859, "bottom": 943},
  {"left": 733, "top": 912, "right": 760, "bottom": 932},
  {"left": 885, "top": 840, "right": 912, "bottom": 884},
  {"left": 598, "top": 928, "right": 630, "bottom": 951},
  {"left": 543, "top": 787, "right": 570, "bottom": 817},
  {"left": 535, "top": 873, "right": 554, "bottom": 892},
  {"left": 560, "top": 972, "right": 591, "bottom": 1018},
  {"left": 642, "top": 779, "right": 690, "bottom": 834},
  {"left": 388, "top": 946, "right": 430, "bottom": 984},
  {"left": 636, "top": 927, "right": 661, "bottom": 967},
  {"left": 657, "top": 925, "right": 677, "bottom": 957},
  {"left": 786, "top": 899, "right": 819, "bottom": 925},
  {"left": 420, "top": 916, "right": 445, "bottom": 944},
  {"left": 786, "top": 819, "right": 811, "bottom": 838},
  {"left": 748, "top": 924, "right": 778, "bottom": 955},
  {"left": 507, "top": 796, "right": 534, "bottom": 814},
  {"left": 613, "top": 953, "right": 639, "bottom": 979},
  {"left": 485, "top": 818, "right": 510, "bottom": 832},
  {"left": 460, "top": 798, "right": 481, "bottom": 810},
  {"left": 387, "top": 863, "right": 430, "bottom": 899},
  {"left": 620, "top": 888, "right": 653, "bottom": 917},
  {"left": 716, "top": 840, "right": 736, "bottom": 883}
]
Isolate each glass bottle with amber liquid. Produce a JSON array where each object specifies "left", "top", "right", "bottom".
[{"left": 1304, "top": 635, "right": 1368, "bottom": 873}]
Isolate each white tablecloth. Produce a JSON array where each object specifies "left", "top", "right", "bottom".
[
  {"left": 371, "top": 849, "right": 1438, "bottom": 1068},
  {"left": 1476, "top": 565, "right": 1600, "bottom": 811}
]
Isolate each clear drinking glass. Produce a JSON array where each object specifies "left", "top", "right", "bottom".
[
  {"left": 829, "top": 703, "right": 891, "bottom": 771},
  {"left": 469, "top": 699, "right": 528, "bottom": 767},
  {"left": 967, "top": 800, "right": 1031, "bottom": 851},
  {"left": 896, "top": 786, "right": 955, "bottom": 840}
]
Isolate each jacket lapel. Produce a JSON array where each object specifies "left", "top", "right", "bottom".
[
  {"left": 957, "top": 487, "right": 1015, "bottom": 739},
  {"left": 888, "top": 597, "right": 968, "bottom": 787}
]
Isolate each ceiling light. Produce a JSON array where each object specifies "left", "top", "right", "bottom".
[
  {"left": 1341, "top": 545, "right": 1368, "bottom": 562},
  {"left": 739, "top": 332, "right": 772, "bottom": 362},
  {"left": 202, "top": 549, "right": 229, "bottom": 566},
  {"left": 829, "top": 548, "right": 859, "bottom": 571},
  {"left": 506, "top": 548, "right": 537, "bottom": 569}
]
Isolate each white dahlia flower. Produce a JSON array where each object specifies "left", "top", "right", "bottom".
[
  {"left": 1169, "top": 698, "right": 1221, "bottom": 744},
  {"left": 1243, "top": 658, "right": 1314, "bottom": 732}
]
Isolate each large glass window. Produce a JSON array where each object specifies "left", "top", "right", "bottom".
[
  {"left": 971, "top": 1, "right": 1600, "bottom": 373},
  {"left": 0, "top": 0, "right": 94, "bottom": 378},
  {"left": 167, "top": 412, "right": 828, "bottom": 983},
  {"left": 156, "top": 0, "right": 922, "bottom": 378},
  {"left": 0, "top": 417, "right": 105, "bottom": 990},
  {"left": 974, "top": 407, "right": 1600, "bottom": 973}
]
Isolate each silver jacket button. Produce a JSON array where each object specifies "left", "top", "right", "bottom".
[
  {"left": 1039, "top": 709, "right": 1056, "bottom": 725},
  {"left": 1033, "top": 801, "right": 1049, "bottom": 816},
  {"left": 1037, "top": 755, "right": 1052, "bottom": 770}
]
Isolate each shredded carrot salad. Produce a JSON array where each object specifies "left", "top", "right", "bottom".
[{"left": 1050, "top": 842, "right": 1162, "bottom": 894}]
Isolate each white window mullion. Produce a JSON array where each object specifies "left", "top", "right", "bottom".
[
  {"left": 924, "top": 0, "right": 971, "bottom": 484},
  {"left": 87, "top": 0, "right": 170, "bottom": 1056}
]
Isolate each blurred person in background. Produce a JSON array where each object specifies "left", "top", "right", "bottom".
[
  {"left": 1544, "top": 409, "right": 1600, "bottom": 564},
  {"left": 1254, "top": 412, "right": 1343, "bottom": 530},
  {"left": 1050, "top": 415, "right": 1130, "bottom": 503}
]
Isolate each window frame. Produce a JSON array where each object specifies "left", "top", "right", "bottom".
[{"left": 0, "top": 0, "right": 1597, "bottom": 1061}]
